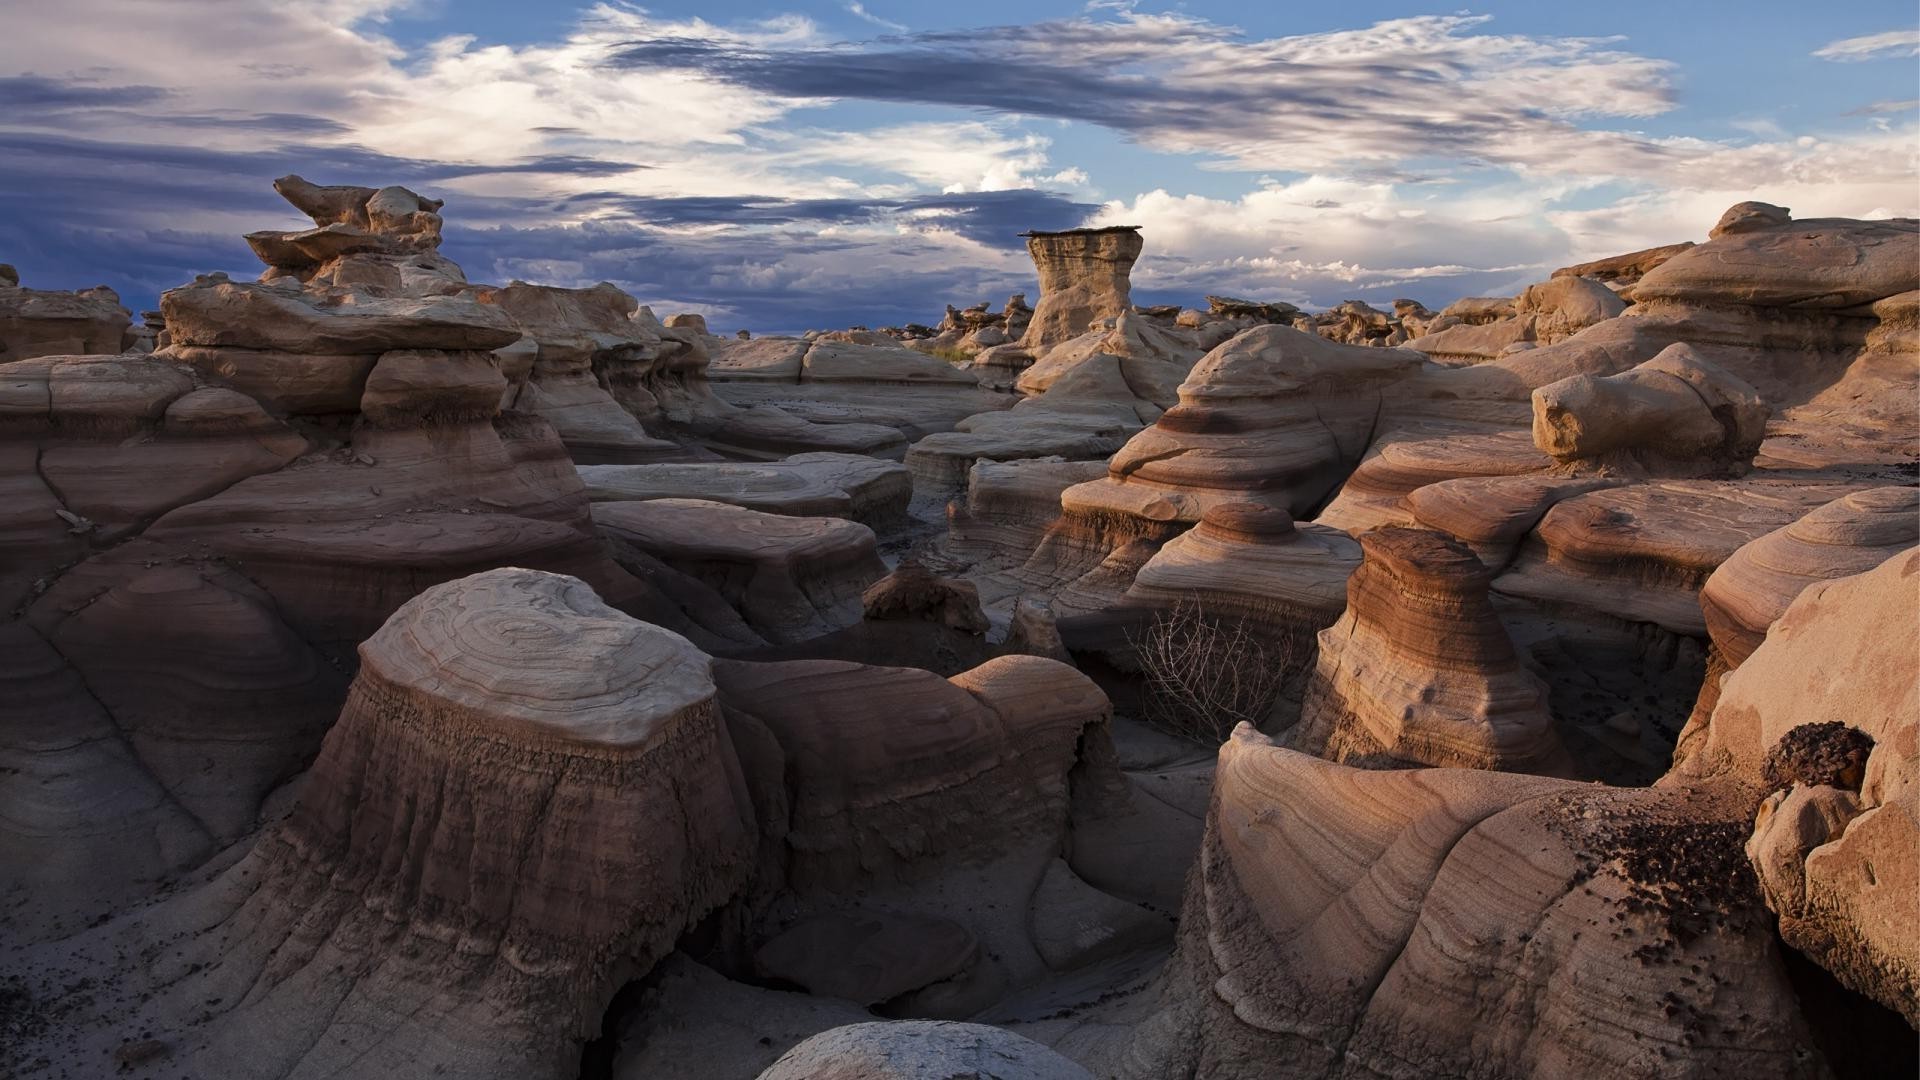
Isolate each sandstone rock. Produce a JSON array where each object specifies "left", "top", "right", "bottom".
[
  {"left": 161, "top": 276, "right": 520, "bottom": 353},
  {"left": 1640, "top": 205, "right": 1916, "bottom": 309},
  {"left": 1698, "top": 486, "right": 1918, "bottom": 670},
  {"left": 1020, "top": 226, "right": 1144, "bottom": 350},
  {"left": 1553, "top": 241, "right": 1695, "bottom": 287},
  {"left": 1532, "top": 343, "right": 1769, "bottom": 476},
  {"left": 594, "top": 498, "right": 886, "bottom": 644},
  {"left": 759, "top": 1021, "right": 1095, "bottom": 1080},
  {"left": 862, "top": 560, "right": 990, "bottom": 633},
  {"left": 1710, "top": 200, "right": 1793, "bottom": 239},
  {"left": 713, "top": 654, "right": 1110, "bottom": 889},
  {"left": 359, "top": 348, "right": 506, "bottom": 427},
  {"left": 157, "top": 344, "right": 378, "bottom": 414},
  {"left": 1675, "top": 550, "right": 1920, "bottom": 1022},
  {"left": 1294, "top": 527, "right": 1571, "bottom": 774},
  {"left": 1028, "top": 857, "right": 1172, "bottom": 972},
  {"left": 1120, "top": 726, "right": 1824, "bottom": 1079},
  {"left": 0, "top": 277, "right": 132, "bottom": 362},
  {"left": 579, "top": 453, "right": 911, "bottom": 525}
]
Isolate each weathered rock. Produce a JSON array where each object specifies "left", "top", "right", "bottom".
[
  {"left": 594, "top": 498, "right": 887, "bottom": 644},
  {"left": 1553, "top": 241, "right": 1695, "bottom": 287},
  {"left": 0, "top": 278, "right": 132, "bottom": 362},
  {"left": 1294, "top": 527, "right": 1571, "bottom": 774},
  {"left": 862, "top": 560, "right": 990, "bottom": 633},
  {"left": 759, "top": 1021, "right": 1095, "bottom": 1080},
  {"left": 1020, "top": 226, "right": 1145, "bottom": 351},
  {"left": 1532, "top": 343, "right": 1769, "bottom": 476},
  {"left": 754, "top": 911, "right": 979, "bottom": 1005},
  {"left": 579, "top": 453, "right": 911, "bottom": 525},
  {"left": 161, "top": 276, "right": 519, "bottom": 353},
  {"left": 1119, "top": 726, "right": 1825, "bottom": 1079}
]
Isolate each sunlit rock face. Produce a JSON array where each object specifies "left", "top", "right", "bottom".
[{"left": 1019, "top": 226, "right": 1146, "bottom": 351}]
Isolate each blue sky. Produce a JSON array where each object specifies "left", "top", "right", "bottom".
[{"left": 1, "top": 1, "right": 1914, "bottom": 331}]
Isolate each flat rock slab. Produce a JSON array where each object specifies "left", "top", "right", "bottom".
[
  {"left": 754, "top": 910, "right": 979, "bottom": 1005},
  {"left": 578, "top": 453, "right": 910, "bottom": 524}
]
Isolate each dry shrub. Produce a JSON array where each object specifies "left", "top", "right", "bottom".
[{"left": 1127, "top": 598, "right": 1300, "bottom": 743}]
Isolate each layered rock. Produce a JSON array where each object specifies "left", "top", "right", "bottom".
[
  {"left": 1685, "top": 486, "right": 1918, "bottom": 734},
  {"left": 1019, "top": 226, "right": 1145, "bottom": 351},
  {"left": 713, "top": 653, "right": 1110, "bottom": 890},
  {"left": 1673, "top": 550, "right": 1918, "bottom": 1023},
  {"left": 1118, "top": 726, "right": 1825, "bottom": 1079},
  {"left": 578, "top": 453, "right": 911, "bottom": 525},
  {"left": 1410, "top": 275, "right": 1626, "bottom": 364},
  {"left": 1554, "top": 241, "right": 1695, "bottom": 288},
  {"left": 710, "top": 336, "right": 997, "bottom": 446},
  {"left": 246, "top": 173, "right": 463, "bottom": 293},
  {"left": 4, "top": 569, "right": 759, "bottom": 1078},
  {"left": 0, "top": 274, "right": 132, "bottom": 362},
  {"left": 1293, "top": 527, "right": 1570, "bottom": 774},
  {"left": 594, "top": 499, "right": 887, "bottom": 644},
  {"left": 1532, "top": 343, "right": 1769, "bottom": 477}
]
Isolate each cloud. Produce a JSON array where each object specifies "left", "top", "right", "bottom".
[
  {"left": 844, "top": 3, "right": 906, "bottom": 33},
  {"left": 607, "top": 12, "right": 1681, "bottom": 174},
  {"left": 1813, "top": 29, "right": 1920, "bottom": 62}
]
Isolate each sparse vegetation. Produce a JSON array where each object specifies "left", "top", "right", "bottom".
[
  {"left": 925, "top": 346, "right": 973, "bottom": 365},
  {"left": 1127, "top": 598, "right": 1299, "bottom": 743}
]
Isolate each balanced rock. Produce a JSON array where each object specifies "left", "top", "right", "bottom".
[
  {"left": 1294, "top": 527, "right": 1570, "bottom": 774},
  {"left": 1532, "top": 343, "right": 1769, "bottom": 476},
  {"left": 1020, "top": 226, "right": 1145, "bottom": 351}
]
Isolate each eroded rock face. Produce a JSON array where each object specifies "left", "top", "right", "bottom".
[
  {"left": 1532, "top": 343, "right": 1769, "bottom": 477},
  {"left": 1120, "top": 727, "right": 1824, "bottom": 1080},
  {"left": 1020, "top": 227, "right": 1145, "bottom": 351},
  {"left": 1675, "top": 549, "right": 1919, "bottom": 1024},
  {"left": 1293, "top": 527, "right": 1570, "bottom": 775},
  {"left": 0, "top": 276, "right": 132, "bottom": 362},
  {"left": 5, "top": 569, "right": 760, "bottom": 1078}
]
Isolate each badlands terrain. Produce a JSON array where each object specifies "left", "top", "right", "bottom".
[{"left": 0, "top": 177, "right": 1915, "bottom": 1079}]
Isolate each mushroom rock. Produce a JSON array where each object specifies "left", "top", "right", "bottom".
[
  {"left": 861, "top": 560, "right": 990, "bottom": 634},
  {"left": 578, "top": 453, "right": 912, "bottom": 526},
  {"left": 16, "top": 569, "right": 759, "bottom": 1079},
  {"left": 593, "top": 498, "right": 888, "bottom": 644},
  {"left": 1064, "top": 502, "right": 1358, "bottom": 658},
  {"left": 1404, "top": 472, "right": 1622, "bottom": 571},
  {"left": 0, "top": 274, "right": 133, "bottom": 362},
  {"left": 1055, "top": 326, "right": 1423, "bottom": 568},
  {"left": 1670, "top": 549, "right": 1919, "bottom": 1022},
  {"left": 1019, "top": 226, "right": 1145, "bottom": 351},
  {"left": 711, "top": 653, "right": 1111, "bottom": 890},
  {"left": 1531, "top": 343, "right": 1769, "bottom": 477},
  {"left": 759, "top": 1021, "right": 1095, "bottom": 1080},
  {"left": 1118, "top": 725, "right": 1825, "bottom": 1080},
  {"left": 1293, "top": 527, "right": 1571, "bottom": 775},
  {"left": 1553, "top": 241, "right": 1696, "bottom": 288}
]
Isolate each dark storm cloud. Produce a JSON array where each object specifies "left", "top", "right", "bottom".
[{"left": 605, "top": 14, "right": 1680, "bottom": 174}]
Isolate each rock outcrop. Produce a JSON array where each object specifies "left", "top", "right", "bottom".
[
  {"left": 1019, "top": 227, "right": 1145, "bottom": 351},
  {"left": 1293, "top": 527, "right": 1571, "bottom": 775},
  {"left": 759, "top": 1021, "right": 1095, "bottom": 1080},
  {"left": 1532, "top": 343, "right": 1769, "bottom": 477},
  {"left": 0, "top": 274, "right": 133, "bottom": 362}
]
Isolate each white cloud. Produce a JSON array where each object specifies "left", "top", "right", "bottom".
[
  {"left": 844, "top": 2, "right": 906, "bottom": 33},
  {"left": 1813, "top": 29, "right": 1920, "bottom": 62}
]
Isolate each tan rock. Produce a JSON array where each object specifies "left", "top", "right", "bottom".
[
  {"left": 161, "top": 276, "right": 520, "bottom": 353},
  {"left": 359, "top": 348, "right": 506, "bottom": 427},
  {"left": 1532, "top": 343, "right": 1769, "bottom": 476},
  {"left": 1020, "top": 226, "right": 1145, "bottom": 350},
  {"left": 1294, "top": 527, "right": 1571, "bottom": 774}
]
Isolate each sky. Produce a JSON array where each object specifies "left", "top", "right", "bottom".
[{"left": 0, "top": 1, "right": 1915, "bottom": 333}]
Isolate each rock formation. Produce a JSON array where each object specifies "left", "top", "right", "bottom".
[
  {"left": 1532, "top": 343, "right": 1769, "bottom": 476},
  {"left": 1293, "top": 527, "right": 1571, "bottom": 775},
  {"left": 1019, "top": 226, "right": 1145, "bottom": 350},
  {"left": 0, "top": 273, "right": 133, "bottom": 362}
]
